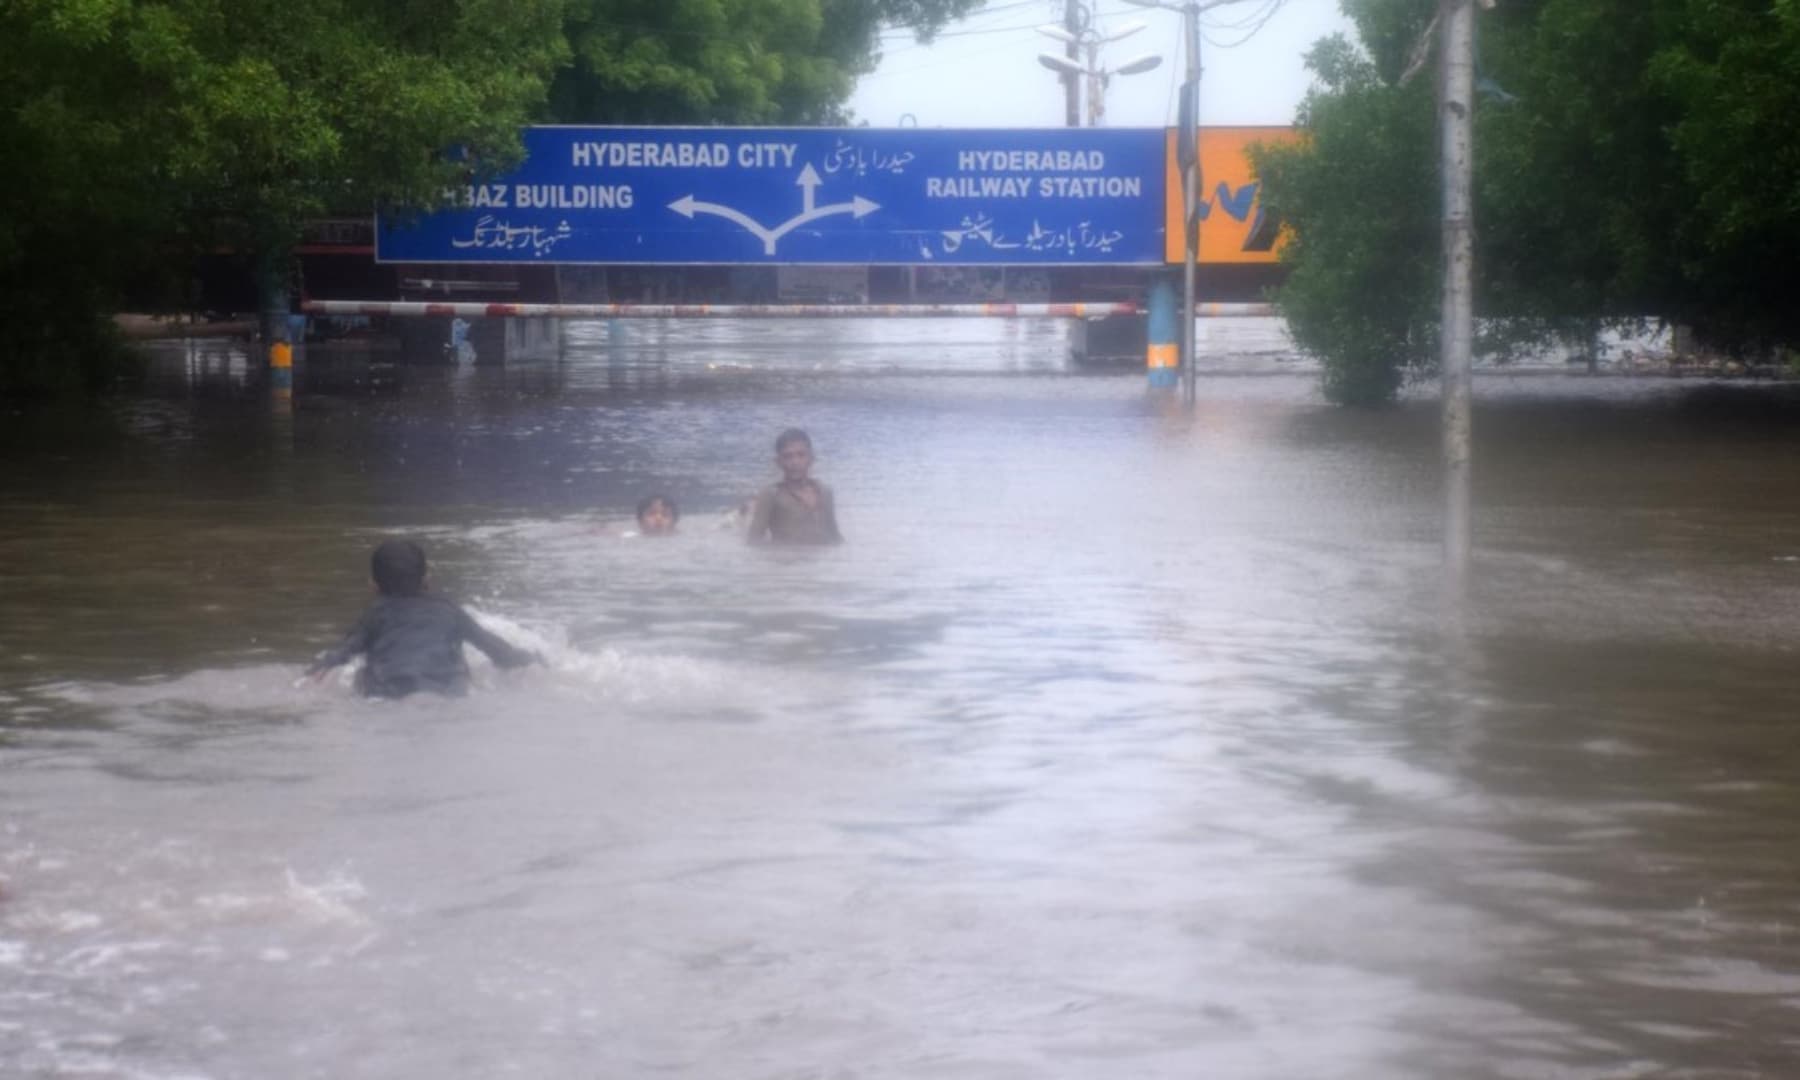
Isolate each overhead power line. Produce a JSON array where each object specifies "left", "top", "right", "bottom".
[{"left": 1201, "top": 0, "right": 1287, "bottom": 48}]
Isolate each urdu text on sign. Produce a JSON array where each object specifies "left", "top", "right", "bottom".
[{"left": 376, "top": 127, "right": 1166, "bottom": 267}]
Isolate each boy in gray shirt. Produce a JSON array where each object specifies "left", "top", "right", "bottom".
[{"left": 309, "top": 540, "right": 537, "bottom": 698}]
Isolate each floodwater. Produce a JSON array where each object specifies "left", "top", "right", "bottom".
[{"left": 2, "top": 320, "right": 1798, "bottom": 1079}]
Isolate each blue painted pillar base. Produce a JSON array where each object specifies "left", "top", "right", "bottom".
[
  {"left": 269, "top": 340, "right": 294, "bottom": 403},
  {"left": 1146, "top": 275, "right": 1180, "bottom": 390}
]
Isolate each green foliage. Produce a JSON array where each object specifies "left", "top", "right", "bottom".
[
  {"left": 1261, "top": 0, "right": 1800, "bottom": 405},
  {"left": 548, "top": 0, "right": 979, "bottom": 124},
  {"left": 1, "top": 0, "right": 977, "bottom": 395},
  {"left": 1252, "top": 16, "right": 1439, "bottom": 406},
  {"left": 1650, "top": 0, "right": 1800, "bottom": 349},
  {"left": 1477, "top": 2, "right": 1667, "bottom": 320},
  {"left": 1, "top": 0, "right": 566, "bottom": 396}
]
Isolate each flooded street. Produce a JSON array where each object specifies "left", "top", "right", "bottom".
[{"left": 3, "top": 320, "right": 1798, "bottom": 1078}]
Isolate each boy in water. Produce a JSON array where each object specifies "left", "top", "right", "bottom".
[
  {"left": 308, "top": 539, "right": 538, "bottom": 698},
  {"left": 634, "top": 494, "right": 679, "bottom": 537},
  {"left": 745, "top": 428, "right": 843, "bottom": 546}
]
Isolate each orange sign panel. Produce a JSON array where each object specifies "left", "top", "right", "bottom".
[{"left": 1164, "top": 127, "right": 1298, "bottom": 265}]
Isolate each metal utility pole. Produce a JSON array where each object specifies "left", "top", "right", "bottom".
[
  {"left": 1064, "top": 0, "right": 1084, "bottom": 126},
  {"left": 1440, "top": 0, "right": 1475, "bottom": 590},
  {"left": 1127, "top": 0, "right": 1258, "bottom": 403},
  {"left": 1180, "top": 1, "right": 1200, "bottom": 405},
  {"left": 1086, "top": 38, "right": 1103, "bottom": 127},
  {"left": 1039, "top": 20, "right": 1158, "bottom": 128}
]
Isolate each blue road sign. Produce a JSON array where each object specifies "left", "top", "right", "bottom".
[{"left": 376, "top": 127, "right": 1165, "bottom": 266}]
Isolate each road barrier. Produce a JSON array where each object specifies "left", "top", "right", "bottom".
[{"left": 301, "top": 300, "right": 1275, "bottom": 319}]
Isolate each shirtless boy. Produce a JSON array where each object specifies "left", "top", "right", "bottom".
[{"left": 745, "top": 428, "right": 843, "bottom": 546}]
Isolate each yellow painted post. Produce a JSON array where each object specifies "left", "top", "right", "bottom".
[{"left": 269, "top": 340, "right": 293, "bottom": 398}]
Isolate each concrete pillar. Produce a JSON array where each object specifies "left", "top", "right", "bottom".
[{"left": 502, "top": 317, "right": 561, "bottom": 362}]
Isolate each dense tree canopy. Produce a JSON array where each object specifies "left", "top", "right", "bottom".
[
  {"left": 1, "top": 0, "right": 974, "bottom": 395},
  {"left": 1, "top": 0, "right": 566, "bottom": 393},
  {"left": 1651, "top": 0, "right": 1800, "bottom": 348},
  {"left": 550, "top": 0, "right": 976, "bottom": 124},
  {"left": 1249, "top": 25, "right": 1437, "bottom": 406},
  {"left": 1256, "top": 0, "right": 1800, "bottom": 405}
]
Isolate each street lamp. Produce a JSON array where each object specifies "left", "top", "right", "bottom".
[
  {"left": 1113, "top": 54, "right": 1164, "bottom": 76},
  {"left": 1121, "top": 0, "right": 1259, "bottom": 402},
  {"left": 1035, "top": 21, "right": 1162, "bottom": 127}
]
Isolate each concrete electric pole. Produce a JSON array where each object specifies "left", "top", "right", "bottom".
[
  {"left": 1123, "top": 0, "right": 1262, "bottom": 401},
  {"left": 1037, "top": 21, "right": 1161, "bottom": 128},
  {"left": 1440, "top": 0, "right": 1478, "bottom": 592},
  {"left": 1063, "top": 0, "right": 1084, "bottom": 126}
]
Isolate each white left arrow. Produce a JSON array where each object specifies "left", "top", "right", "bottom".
[{"left": 668, "top": 194, "right": 779, "bottom": 253}]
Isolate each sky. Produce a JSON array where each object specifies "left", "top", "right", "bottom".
[{"left": 848, "top": 0, "right": 1356, "bottom": 129}]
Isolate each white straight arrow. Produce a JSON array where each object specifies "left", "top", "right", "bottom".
[
  {"left": 796, "top": 163, "right": 823, "bottom": 213},
  {"left": 669, "top": 168, "right": 881, "bottom": 256}
]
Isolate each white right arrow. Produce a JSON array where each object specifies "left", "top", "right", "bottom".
[{"left": 668, "top": 177, "right": 880, "bottom": 256}]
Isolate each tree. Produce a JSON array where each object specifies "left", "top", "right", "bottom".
[
  {"left": 2, "top": 0, "right": 981, "bottom": 395},
  {"left": 1251, "top": 11, "right": 1439, "bottom": 406},
  {"left": 0, "top": 0, "right": 566, "bottom": 395},
  {"left": 1651, "top": 0, "right": 1800, "bottom": 350},
  {"left": 547, "top": 0, "right": 980, "bottom": 124},
  {"left": 1475, "top": 0, "right": 1686, "bottom": 365},
  {"left": 1257, "top": 0, "right": 1800, "bottom": 405}
]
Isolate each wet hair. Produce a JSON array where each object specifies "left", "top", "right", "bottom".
[
  {"left": 370, "top": 539, "right": 428, "bottom": 597},
  {"left": 635, "top": 493, "right": 679, "bottom": 524},
  {"left": 774, "top": 428, "right": 812, "bottom": 453}
]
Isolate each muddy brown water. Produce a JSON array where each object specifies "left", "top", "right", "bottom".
[{"left": 2, "top": 321, "right": 1798, "bottom": 1078}]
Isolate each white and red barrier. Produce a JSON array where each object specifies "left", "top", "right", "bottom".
[{"left": 302, "top": 299, "right": 1278, "bottom": 319}]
